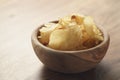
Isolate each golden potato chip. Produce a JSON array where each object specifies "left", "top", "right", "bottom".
[
  {"left": 71, "top": 14, "right": 84, "bottom": 24},
  {"left": 39, "top": 23, "right": 56, "bottom": 45},
  {"left": 83, "top": 16, "right": 95, "bottom": 37},
  {"left": 48, "top": 26, "right": 82, "bottom": 50}
]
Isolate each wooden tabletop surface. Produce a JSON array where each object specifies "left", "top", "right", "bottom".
[{"left": 0, "top": 0, "right": 120, "bottom": 80}]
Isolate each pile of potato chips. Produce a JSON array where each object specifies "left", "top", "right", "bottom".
[{"left": 38, "top": 14, "right": 103, "bottom": 50}]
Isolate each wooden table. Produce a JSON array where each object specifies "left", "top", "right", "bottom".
[{"left": 0, "top": 0, "right": 120, "bottom": 80}]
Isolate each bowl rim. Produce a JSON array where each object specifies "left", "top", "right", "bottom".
[{"left": 31, "top": 20, "right": 109, "bottom": 54}]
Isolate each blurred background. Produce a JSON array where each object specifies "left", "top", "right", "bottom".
[{"left": 0, "top": 0, "right": 120, "bottom": 80}]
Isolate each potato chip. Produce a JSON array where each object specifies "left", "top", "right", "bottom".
[
  {"left": 48, "top": 25, "right": 82, "bottom": 50},
  {"left": 39, "top": 23, "right": 56, "bottom": 45}
]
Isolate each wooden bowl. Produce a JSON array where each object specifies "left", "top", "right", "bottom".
[{"left": 31, "top": 21, "right": 110, "bottom": 73}]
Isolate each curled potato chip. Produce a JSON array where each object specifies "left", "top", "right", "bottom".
[
  {"left": 39, "top": 23, "right": 56, "bottom": 45},
  {"left": 83, "top": 16, "right": 95, "bottom": 37},
  {"left": 71, "top": 14, "right": 84, "bottom": 24},
  {"left": 48, "top": 25, "right": 83, "bottom": 50}
]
